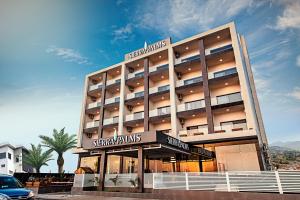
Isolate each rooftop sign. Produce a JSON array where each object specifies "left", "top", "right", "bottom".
[{"left": 125, "top": 38, "right": 170, "bottom": 61}]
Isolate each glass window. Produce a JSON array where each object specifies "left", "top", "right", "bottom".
[
  {"left": 8, "top": 153, "right": 11, "bottom": 160},
  {"left": 0, "top": 176, "right": 23, "bottom": 189},
  {"left": 0, "top": 153, "right": 6, "bottom": 159},
  {"left": 107, "top": 155, "right": 120, "bottom": 174},
  {"left": 122, "top": 156, "right": 138, "bottom": 173},
  {"left": 80, "top": 156, "right": 99, "bottom": 173}
]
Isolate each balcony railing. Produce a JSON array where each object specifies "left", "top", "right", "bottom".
[
  {"left": 126, "top": 91, "right": 144, "bottom": 100},
  {"left": 205, "top": 42, "right": 232, "bottom": 55},
  {"left": 149, "top": 64, "right": 168, "bottom": 73},
  {"left": 106, "top": 78, "right": 121, "bottom": 86},
  {"left": 175, "top": 53, "right": 201, "bottom": 65},
  {"left": 211, "top": 92, "right": 242, "bottom": 106},
  {"left": 103, "top": 116, "right": 119, "bottom": 125},
  {"left": 87, "top": 101, "right": 101, "bottom": 109},
  {"left": 105, "top": 96, "right": 120, "bottom": 105},
  {"left": 149, "top": 85, "right": 170, "bottom": 94},
  {"left": 85, "top": 120, "right": 99, "bottom": 129},
  {"left": 149, "top": 106, "right": 170, "bottom": 117},
  {"left": 176, "top": 76, "right": 202, "bottom": 87},
  {"left": 214, "top": 122, "right": 247, "bottom": 133},
  {"left": 89, "top": 82, "right": 102, "bottom": 91},
  {"left": 127, "top": 69, "right": 144, "bottom": 79},
  {"left": 179, "top": 128, "right": 208, "bottom": 137},
  {"left": 126, "top": 111, "right": 144, "bottom": 121},
  {"left": 177, "top": 100, "right": 205, "bottom": 112},
  {"left": 214, "top": 67, "right": 237, "bottom": 79}
]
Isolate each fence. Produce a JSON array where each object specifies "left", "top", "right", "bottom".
[{"left": 153, "top": 171, "right": 300, "bottom": 194}]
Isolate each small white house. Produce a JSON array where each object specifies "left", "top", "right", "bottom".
[{"left": 0, "top": 143, "right": 33, "bottom": 175}]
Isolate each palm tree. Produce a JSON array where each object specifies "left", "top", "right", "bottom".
[
  {"left": 39, "top": 128, "right": 77, "bottom": 173},
  {"left": 23, "top": 144, "right": 53, "bottom": 173}
]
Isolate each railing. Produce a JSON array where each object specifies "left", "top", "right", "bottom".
[
  {"left": 89, "top": 82, "right": 102, "bottom": 91},
  {"left": 179, "top": 128, "right": 208, "bottom": 137},
  {"left": 106, "top": 78, "right": 121, "bottom": 86},
  {"left": 183, "top": 76, "right": 203, "bottom": 85},
  {"left": 211, "top": 92, "right": 242, "bottom": 106},
  {"left": 105, "top": 96, "right": 120, "bottom": 105},
  {"left": 85, "top": 120, "right": 99, "bottom": 129},
  {"left": 127, "top": 69, "right": 144, "bottom": 79},
  {"left": 205, "top": 42, "right": 232, "bottom": 56},
  {"left": 73, "top": 174, "right": 100, "bottom": 188},
  {"left": 103, "top": 116, "right": 119, "bottom": 125},
  {"left": 149, "top": 85, "right": 170, "bottom": 94},
  {"left": 214, "top": 123, "right": 247, "bottom": 133},
  {"left": 73, "top": 171, "right": 300, "bottom": 193},
  {"left": 175, "top": 52, "right": 201, "bottom": 65},
  {"left": 126, "top": 91, "right": 144, "bottom": 100},
  {"left": 149, "top": 63, "right": 168, "bottom": 73},
  {"left": 177, "top": 100, "right": 205, "bottom": 112},
  {"left": 150, "top": 106, "right": 170, "bottom": 117},
  {"left": 87, "top": 101, "right": 101, "bottom": 109},
  {"left": 153, "top": 171, "right": 300, "bottom": 194},
  {"left": 126, "top": 112, "right": 144, "bottom": 121}
]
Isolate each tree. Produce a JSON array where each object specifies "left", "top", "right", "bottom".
[
  {"left": 23, "top": 144, "right": 53, "bottom": 173},
  {"left": 39, "top": 128, "right": 77, "bottom": 173}
]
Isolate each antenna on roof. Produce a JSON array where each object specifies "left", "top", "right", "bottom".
[{"left": 144, "top": 41, "right": 148, "bottom": 49}]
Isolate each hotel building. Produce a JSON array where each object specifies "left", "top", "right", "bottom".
[{"left": 74, "top": 22, "right": 270, "bottom": 191}]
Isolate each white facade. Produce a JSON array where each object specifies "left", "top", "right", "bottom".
[{"left": 0, "top": 144, "right": 30, "bottom": 175}]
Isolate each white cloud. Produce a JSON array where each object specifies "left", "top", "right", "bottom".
[
  {"left": 111, "top": 24, "right": 134, "bottom": 43},
  {"left": 136, "top": 0, "right": 258, "bottom": 37},
  {"left": 297, "top": 55, "right": 300, "bottom": 67},
  {"left": 46, "top": 46, "right": 91, "bottom": 65},
  {"left": 275, "top": 0, "right": 300, "bottom": 30},
  {"left": 288, "top": 87, "right": 300, "bottom": 101}
]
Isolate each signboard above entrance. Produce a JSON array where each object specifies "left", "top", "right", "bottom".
[{"left": 125, "top": 38, "right": 170, "bottom": 61}]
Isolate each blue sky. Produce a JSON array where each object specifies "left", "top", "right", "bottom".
[{"left": 0, "top": 0, "right": 300, "bottom": 173}]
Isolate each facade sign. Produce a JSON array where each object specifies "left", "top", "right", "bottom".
[
  {"left": 167, "top": 136, "right": 190, "bottom": 151},
  {"left": 125, "top": 39, "right": 170, "bottom": 61},
  {"left": 93, "top": 133, "right": 141, "bottom": 147}
]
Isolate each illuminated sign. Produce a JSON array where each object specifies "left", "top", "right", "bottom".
[
  {"left": 167, "top": 136, "right": 190, "bottom": 151},
  {"left": 93, "top": 133, "right": 141, "bottom": 147},
  {"left": 125, "top": 39, "right": 170, "bottom": 61}
]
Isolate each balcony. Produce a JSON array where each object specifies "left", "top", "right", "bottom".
[
  {"left": 103, "top": 116, "right": 119, "bottom": 126},
  {"left": 149, "top": 85, "right": 170, "bottom": 95},
  {"left": 179, "top": 128, "right": 208, "bottom": 137},
  {"left": 177, "top": 100, "right": 205, "bottom": 112},
  {"left": 125, "top": 111, "right": 144, "bottom": 121},
  {"left": 149, "top": 64, "right": 168, "bottom": 73},
  {"left": 105, "top": 96, "right": 120, "bottom": 105},
  {"left": 214, "top": 122, "right": 247, "bottom": 134},
  {"left": 176, "top": 76, "right": 203, "bottom": 88},
  {"left": 175, "top": 53, "right": 200, "bottom": 66},
  {"left": 211, "top": 92, "right": 242, "bottom": 106},
  {"left": 208, "top": 67, "right": 237, "bottom": 79},
  {"left": 205, "top": 43, "right": 232, "bottom": 56},
  {"left": 87, "top": 101, "right": 101, "bottom": 109},
  {"left": 106, "top": 78, "right": 121, "bottom": 86},
  {"left": 149, "top": 106, "right": 170, "bottom": 117},
  {"left": 126, "top": 91, "right": 144, "bottom": 100},
  {"left": 89, "top": 82, "right": 102, "bottom": 91},
  {"left": 127, "top": 69, "right": 144, "bottom": 80},
  {"left": 85, "top": 120, "right": 99, "bottom": 129}
]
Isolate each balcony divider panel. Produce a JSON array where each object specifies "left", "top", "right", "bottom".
[{"left": 98, "top": 72, "right": 107, "bottom": 138}]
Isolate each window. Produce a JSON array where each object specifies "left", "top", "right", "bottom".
[
  {"left": 1, "top": 164, "right": 5, "bottom": 168},
  {"left": 16, "top": 156, "right": 19, "bottom": 163},
  {"left": 8, "top": 153, "right": 11, "bottom": 160},
  {"left": 187, "top": 124, "right": 208, "bottom": 130},
  {"left": 0, "top": 153, "right": 6, "bottom": 159}
]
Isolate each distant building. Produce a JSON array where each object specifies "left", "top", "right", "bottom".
[{"left": 0, "top": 143, "right": 33, "bottom": 175}]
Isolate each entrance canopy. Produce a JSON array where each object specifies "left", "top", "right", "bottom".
[{"left": 87, "top": 132, "right": 214, "bottom": 159}]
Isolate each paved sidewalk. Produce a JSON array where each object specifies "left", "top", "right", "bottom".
[{"left": 37, "top": 193, "right": 158, "bottom": 200}]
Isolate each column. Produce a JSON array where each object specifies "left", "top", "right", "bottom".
[
  {"left": 98, "top": 72, "right": 107, "bottom": 138},
  {"left": 199, "top": 39, "right": 214, "bottom": 134},
  {"left": 144, "top": 58, "right": 149, "bottom": 132},
  {"left": 138, "top": 146, "right": 144, "bottom": 193},
  {"left": 118, "top": 63, "right": 126, "bottom": 135},
  {"left": 168, "top": 47, "right": 179, "bottom": 138},
  {"left": 99, "top": 150, "right": 107, "bottom": 191}
]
